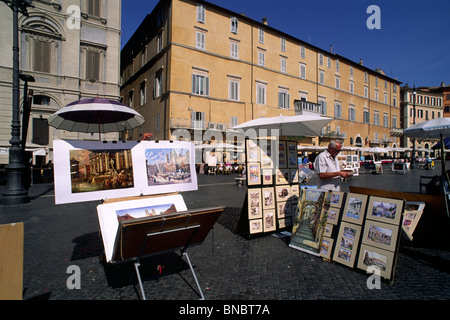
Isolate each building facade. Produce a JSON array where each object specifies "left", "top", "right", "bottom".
[
  {"left": 120, "top": 0, "right": 402, "bottom": 149},
  {"left": 0, "top": 0, "right": 122, "bottom": 165},
  {"left": 400, "top": 85, "right": 444, "bottom": 151}
]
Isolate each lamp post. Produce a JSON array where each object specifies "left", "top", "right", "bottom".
[
  {"left": 1, "top": 0, "right": 34, "bottom": 205},
  {"left": 410, "top": 86, "right": 417, "bottom": 169}
]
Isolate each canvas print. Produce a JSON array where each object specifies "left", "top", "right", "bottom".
[
  {"left": 319, "top": 237, "right": 334, "bottom": 259},
  {"left": 330, "top": 191, "right": 344, "bottom": 208},
  {"left": 357, "top": 244, "right": 395, "bottom": 280},
  {"left": 332, "top": 222, "right": 362, "bottom": 268},
  {"left": 323, "top": 206, "right": 340, "bottom": 225},
  {"left": 263, "top": 209, "right": 277, "bottom": 232},
  {"left": 248, "top": 188, "right": 263, "bottom": 219},
  {"left": 262, "top": 187, "right": 275, "bottom": 209},
  {"left": 342, "top": 193, "right": 368, "bottom": 225},
  {"left": 116, "top": 202, "right": 178, "bottom": 222},
  {"left": 366, "top": 196, "right": 404, "bottom": 225},
  {"left": 289, "top": 188, "right": 327, "bottom": 256},
  {"left": 247, "top": 163, "right": 261, "bottom": 185},
  {"left": 362, "top": 220, "right": 399, "bottom": 252}
]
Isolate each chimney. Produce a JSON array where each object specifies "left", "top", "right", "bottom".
[
  {"left": 262, "top": 17, "right": 268, "bottom": 25},
  {"left": 441, "top": 82, "right": 446, "bottom": 87},
  {"left": 359, "top": 59, "right": 363, "bottom": 65},
  {"left": 330, "top": 44, "right": 333, "bottom": 53}
]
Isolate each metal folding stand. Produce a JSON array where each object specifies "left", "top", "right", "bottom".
[{"left": 133, "top": 224, "right": 204, "bottom": 300}]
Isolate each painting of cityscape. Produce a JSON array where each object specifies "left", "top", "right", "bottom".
[
  {"left": 144, "top": 147, "right": 192, "bottom": 186},
  {"left": 116, "top": 202, "right": 178, "bottom": 222},
  {"left": 366, "top": 196, "right": 404, "bottom": 225},
  {"left": 70, "top": 148, "right": 134, "bottom": 193}
]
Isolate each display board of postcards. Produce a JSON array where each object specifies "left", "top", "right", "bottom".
[
  {"left": 288, "top": 188, "right": 423, "bottom": 282},
  {"left": 245, "top": 138, "right": 300, "bottom": 235}
]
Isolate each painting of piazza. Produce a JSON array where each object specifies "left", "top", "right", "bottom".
[
  {"left": 366, "top": 224, "right": 393, "bottom": 246},
  {"left": 361, "top": 248, "right": 388, "bottom": 271},
  {"left": 144, "top": 148, "right": 191, "bottom": 186},
  {"left": 345, "top": 197, "right": 364, "bottom": 220},
  {"left": 370, "top": 201, "right": 397, "bottom": 220},
  {"left": 70, "top": 149, "right": 134, "bottom": 193},
  {"left": 116, "top": 203, "right": 177, "bottom": 222}
]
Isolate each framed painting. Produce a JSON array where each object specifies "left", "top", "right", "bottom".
[
  {"left": 323, "top": 206, "right": 340, "bottom": 225},
  {"left": 263, "top": 209, "right": 277, "bottom": 232},
  {"left": 260, "top": 140, "right": 274, "bottom": 168},
  {"left": 366, "top": 196, "right": 404, "bottom": 225},
  {"left": 330, "top": 191, "right": 345, "bottom": 208},
  {"left": 278, "top": 216, "right": 293, "bottom": 229},
  {"left": 278, "top": 141, "right": 287, "bottom": 168},
  {"left": 53, "top": 139, "right": 139, "bottom": 204},
  {"left": 319, "top": 237, "right": 334, "bottom": 260},
  {"left": 362, "top": 220, "right": 399, "bottom": 252},
  {"left": 249, "top": 219, "right": 263, "bottom": 234},
  {"left": 357, "top": 244, "right": 395, "bottom": 280},
  {"left": 323, "top": 223, "right": 333, "bottom": 237},
  {"left": 275, "top": 168, "right": 289, "bottom": 185},
  {"left": 275, "top": 185, "right": 291, "bottom": 202},
  {"left": 277, "top": 200, "right": 292, "bottom": 219},
  {"left": 246, "top": 139, "right": 260, "bottom": 163},
  {"left": 132, "top": 140, "right": 198, "bottom": 196},
  {"left": 247, "top": 188, "right": 263, "bottom": 219},
  {"left": 342, "top": 193, "right": 368, "bottom": 225},
  {"left": 332, "top": 222, "right": 362, "bottom": 268},
  {"left": 402, "top": 202, "right": 425, "bottom": 241},
  {"left": 247, "top": 163, "right": 261, "bottom": 186},
  {"left": 290, "top": 169, "right": 299, "bottom": 184},
  {"left": 262, "top": 187, "right": 275, "bottom": 209},
  {"left": 287, "top": 141, "right": 298, "bottom": 168},
  {"left": 262, "top": 169, "right": 273, "bottom": 185}
]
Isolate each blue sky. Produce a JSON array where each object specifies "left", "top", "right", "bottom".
[{"left": 121, "top": 0, "right": 450, "bottom": 88}]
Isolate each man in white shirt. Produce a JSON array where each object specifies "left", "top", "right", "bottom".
[{"left": 314, "top": 140, "right": 349, "bottom": 191}]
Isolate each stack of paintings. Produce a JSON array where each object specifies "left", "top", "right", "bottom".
[{"left": 246, "top": 139, "right": 299, "bottom": 235}]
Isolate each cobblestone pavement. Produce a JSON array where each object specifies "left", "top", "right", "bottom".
[{"left": 0, "top": 163, "right": 449, "bottom": 307}]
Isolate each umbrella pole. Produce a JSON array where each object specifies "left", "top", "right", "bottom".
[{"left": 98, "top": 119, "right": 101, "bottom": 141}]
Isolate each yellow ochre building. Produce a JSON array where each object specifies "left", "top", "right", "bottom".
[{"left": 120, "top": 0, "right": 402, "bottom": 148}]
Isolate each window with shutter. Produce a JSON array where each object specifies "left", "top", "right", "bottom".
[
  {"left": 85, "top": 50, "right": 100, "bottom": 81},
  {"left": 88, "top": 0, "right": 101, "bottom": 17},
  {"left": 32, "top": 118, "right": 49, "bottom": 145},
  {"left": 33, "top": 40, "right": 51, "bottom": 73}
]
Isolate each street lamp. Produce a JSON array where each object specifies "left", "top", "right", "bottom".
[
  {"left": 1, "top": 0, "right": 34, "bottom": 205},
  {"left": 410, "top": 86, "right": 417, "bottom": 169}
]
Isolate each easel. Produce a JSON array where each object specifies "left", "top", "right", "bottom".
[{"left": 101, "top": 194, "right": 224, "bottom": 300}]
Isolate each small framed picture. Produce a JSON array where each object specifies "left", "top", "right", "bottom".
[
  {"left": 262, "top": 187, "right": 275, "bottom": 209},
  {"left": 275, "top": 168, "right": 289, "bottom": 185},
  {"left": 263, "top": 209, "right": 277, "bottom": 232},
  {"left": 278, "top": 216, "right": 293, "bottom": 229},
  {"left": 324, "top": 207, "right": 340, "bottom": 225},
  {"left": 249, "top": 219, "right": 263, "bottom": 234},
  {"left": 362, "top": 220, "right": 399, "bottom": 252},
  {"left": 278, "top": 141, "right": 287, "bottom": 168},
  {"left": 319, "top": 237, "right": 334, "bottom": 260},
  {"left": 366, "top": 196, "right": 404, "bottom": 225},
  {"left": 246, "top": 139, "right": 260, "bottom": 163},
  {"left": 357, "top": 244, "right": 395, "bottom": 280},
  {"left": 342, "top": 193, "right": 368, "bottom": 225},
  {"left": 290, "top": 169, "right": 299, "bottom": 184},
  {"left": 247, "top": 163, "right": 261, "bottom": 186},
  {"left": 260, "top": 140, "right": 273, "bottom": 168},
  {"left": 247, "top": 188, "right": 263, "bottom": 219},
  {"left": 323, "top": 223, "right": 333, "bottom": 237},
  {"left": 277, "top": 200, "right": 292, "bottom": 219},
  {"left": 330, "top": 191, "right": 344, "bottom": 208},
  {"left": 287, "top": 141, "right": 298, "bottom": 168},
  {"left": 332, "top": 222, "right": 362, "bottom": 268},
  {"left": 275, "top": 185, "right": 291, "bottom": 202},
  {"left": 262, "top": 169, "right": 273, "bottom": 185}
]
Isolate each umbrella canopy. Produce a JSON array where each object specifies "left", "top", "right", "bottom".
[
  {"left": 48, "top": 98, "right": 145, "bottom": 134},
  {"left": 232, "top": 114, "right": 333, "bottom": 137},
  {"left": 403, "top": 117, "right": 450, "bottom": 139},
  {"left": 432, "top": 137, "right": 450, "bottom": 150}
]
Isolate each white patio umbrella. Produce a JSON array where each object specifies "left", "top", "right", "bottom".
[
  {"left": 48, "top": 98, "right": 145, "bottom": 140},
  {"left": 404, "top": 118, "right": 450, "bottom": 215},
  {"left": 232, "top": 114, "right": 333, "bottom": 137}
]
